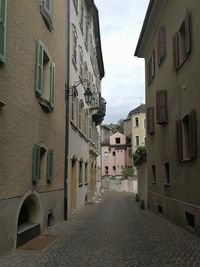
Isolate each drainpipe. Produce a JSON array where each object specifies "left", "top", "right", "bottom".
[{"left": 64, "top": 0, "right": 71, "bottom": 220}]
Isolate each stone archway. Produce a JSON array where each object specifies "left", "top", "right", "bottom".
[{"left": 16, "top": 193, "right": 42, "bottom": 247}]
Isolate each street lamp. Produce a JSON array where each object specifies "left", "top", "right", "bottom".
[{"left": 66, "top": 79, "right": 93, "bottom": 105}]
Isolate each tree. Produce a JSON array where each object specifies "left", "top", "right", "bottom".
[{"left": 121, "top": 167, "right": 134, "bottom": 179}]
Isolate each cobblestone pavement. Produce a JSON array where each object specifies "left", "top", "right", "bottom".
[{"left": 1, "top": 192, "right": 200, "bottom": 267}]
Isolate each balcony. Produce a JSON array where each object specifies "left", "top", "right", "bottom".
[{"left": 91, "top": 97, "right": 106, "bottom": 125}]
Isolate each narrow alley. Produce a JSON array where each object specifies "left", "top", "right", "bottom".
[{"left": 1, "top": 192, "right": 200, "bottom": 267}]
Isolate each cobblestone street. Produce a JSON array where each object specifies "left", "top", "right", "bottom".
[{"left": 1, "top": 192, "right": 200, "bottom": 266}]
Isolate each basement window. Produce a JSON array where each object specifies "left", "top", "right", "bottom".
[{"left": 185, "top": 212, "right": 195, "bottom": 228}]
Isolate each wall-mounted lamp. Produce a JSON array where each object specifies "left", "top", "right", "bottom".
[{"left": 66, "top": 79, "right": 93, "bottom": 106}]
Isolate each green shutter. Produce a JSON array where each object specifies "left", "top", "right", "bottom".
[
  {"left": 44, "top": 0, "right": 51, "bottom": 15},
  {"left": 50, "top": 62, "right": 55, "bottom": 108},
  {"left": 0, "top": 0, "right": 7, "bottom": 63},
  {"left": 35, "top": 41, "right": 44, "bottom": 97},
  {"left": 32, "top": 144, "right": 41, "bottom": 183},
  {"left": 47, "top": 150, "right": 53, "bottom": 182}
]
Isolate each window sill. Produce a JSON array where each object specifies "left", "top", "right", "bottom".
[
  {"left": 39, "top": 97, "right": 53, "bottom": 113},
  {"left": 181, "top": 158, "right": 192, "bottom": 163},
  {"left": 164, "top": 183, "right": 171, "bottom": 187},
  {"left": 78, "top": 183, "right": 83, "bottom": 187},
  {"left": 84, "top": 182, "right": 88, "bottom": 185},
  {"left": 152, "top": 181, "right": 156, "bottom": 185}
]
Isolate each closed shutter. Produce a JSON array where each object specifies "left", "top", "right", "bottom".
[
  {"left": 0, "top": 0, "right": 6, "bottom": 63},
  {"left": 47, "top": 150, "right": 54, "bottom": 182},
  {"left": 185, "top": 7, "right": 191, "bottom": 54},
  {"left": 32, "top": 144, "right": 41, "bottom": 183},
  {"left": 147, "top": 107, "right": 155, "bottom": 134},
  {"left": 158, "top": 26, "right": 166, "bottom": 65},
  {"left": 50, "top": 62, "right": 55, "bottom": 108},
  {"left": 35, "top": 41, "right": 43, "bottom": 96},
  {"left": 173, "top": 33, "right": 179, "bottom": 71},
  {"left": 156, "top": 90, "right": 168, "bottom": 124},
  {"left": 189, "top": 109, "right": 197, "bottom": 158},
  {"left": 176, "top": 120, "right": 183, "bottom": 161}
]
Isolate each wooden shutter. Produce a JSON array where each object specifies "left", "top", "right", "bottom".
[
  {"left": 147, "top": 107, "right": 155, "bottom": 134},
  {"left": 176, "top": 120, "right": 183, "bottom": 161},
  {"left": 158, "top": 26, "right": 166, "bottom": 66},
  {"left": 50, "top": 62, "right": 55, "bottom": 108},
  {"left": 32, "top": 144, "right": 41, "bottom": 183},
  {"left": 0, "top": 0, "right": 6, "bottom": 63},
  {"left": 35, "top": 41, "right": 43, "bottom": 96},
  {"left": 189, "top": 109, "right": 197, "bottom": 158},
  {"left": 47, "top": 150, "right": 54, "bottom": 182},
  {"left": 173, "top": 33, "right": 179, "bottom": 71},
  {"left": 156, "top": 90, "right": 168, "bottom": 124},
  {"left": 185, "top": 7, "right": 191, "bottom": 54}
]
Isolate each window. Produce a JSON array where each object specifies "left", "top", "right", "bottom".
[
  {"left": 80, "top": 3, "right": 84, "bottom": 33},
  {"left": 112, "top": 151, "right": 116, "bottom": 156},
  {"left": 88, "top": 115, "right": 92, "bottom": 140},
  {"left": 113, "top": 166, "right": 116, "bottom": 171},
  {"left": 82, "top": 108, "right": 87, "bottom": 136},
  {"left": 147, "top": 107, "right": 154, "bottom": 134},
  {"left": 85, "top": 163, "right": 88, "bottom": 184},
  {"left": 156, "top": 90, "right": 168, "bottom": 125},
  {"left": 35, "top": 40, "right": 55, "bottom": 112},
  {"left": 79, "top": 46, "right": 84, "bottom": 78},
  {"left": 165, "top": 162, "right": 170, "bottom": 184},
  {"left": 79, "top": 161, "right": 83, "bottom": 185},
  {"left": 0, "top": 0, "right": 7, "bottom": 64},
  {"left": 147, "top": 50, "right": 155, "bottom": 85},
  {"left": 104, "top": 151, "right": 108, "bottom": 160},
  {"left": 152, "top": 165, "right": 156, "bottom": 183},
  {"left": 116, "top": 138, "right": 120, "bottom": 144},
  {"left": 85, "top": 20, "right": 89, "bottom": 50},
  {"left": 32, "top": 144, "right": 53, "bottom": 183},
  {"left": 73, "top": 0, "right": 78, "bottom": 14},
  {"left": 135, "top": 136, "right": 139, "bottom": 146},
  {"left": 40, "top": 0, "right": 52, "bottom": 31},
  {"left": 135, "top": 117, "right": 139, "bottom": 127},
  {"left": 78, "top": 100, "right": 83, "bottom": 131},
  {"left": 105, "top": 166, "right": 108, "bottom": 175},
  {"left": 173, "top": 7, "right": 191, "bottom": 71},
  {"left": 185, "top": 212, "right": 195, "bottom": 228},
  {"left": 157, "top": 26, "right": 166, "bottom": 66},
  {"left": 72, "top": 25, "right": 78, "bottom": 67},
  {"left": 176, "top": 109, "right": 197, "bottom": 161}
]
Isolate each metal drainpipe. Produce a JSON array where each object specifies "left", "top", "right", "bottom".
[{"left": 64, "top": 0, "right": 71, "bottom": 220}]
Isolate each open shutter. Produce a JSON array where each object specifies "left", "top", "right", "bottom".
[
  {"left": 147, "top": 107, "right": 155, "bottom": 134},
  {"left": 156, "top": 90, "right": 168, "bottom": 124},
  {"left": 189, "top": 109, "right": 197, "bottom": 158},
  {"left": 185, "top": 7, "right": 191, "bottom": 54},
  {"left": 50, "top": 62, "right": 55, "bottom": 108},
  {"left": 47, "top": 150, "right": 54, "bottom": 182},
  {"left": 35, "top": 41, "right": 43, "bottom": 96},
  {"left": 0, "top": 0, "right": 7, "bottom": 63},
  {"left": 173, "top": 33, "right": 179, "bottom": 71},
  {"left": 176, "top": 120, "right": 183, "bottom": 161},
  {"left": 32, "top": 144, "right": 41, "bottom": 183}
]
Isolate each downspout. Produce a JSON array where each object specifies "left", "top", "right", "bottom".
[{"left": 64, "top": 0, "right": 71, "bottom": 220}]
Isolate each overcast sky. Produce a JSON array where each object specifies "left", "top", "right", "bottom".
[{"left": 95, "top": 0, "right": 149, "bottom": 124}]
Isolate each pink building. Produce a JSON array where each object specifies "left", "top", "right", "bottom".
[{"left": 101, "top": 132, "right": 132, "bottom": 177}]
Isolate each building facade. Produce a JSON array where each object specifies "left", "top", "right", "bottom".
[
  {"left": 101, "top": 132, "right": 132, "bottom": 177},
  {"left": 0, "top": 0, "right": 66, "bottom": 254},
  {"left": 67, "top": 0, "right": 105, "bottom": 213},
  {"left": 135, "top": 0, "right": 200, "bottom": 234}
]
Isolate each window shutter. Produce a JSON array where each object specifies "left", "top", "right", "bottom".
[
  {"left": 47, "top": 150, "right": 54, "bottom": 182},
  {"left": 156, "top": 90, "right": 168, "bottom": 124},
  {"left": 32, "top": 144, "right": 41, "bottom": 183},
  {"left": 176, "top": 120, "right": 183, "bottom": 161},
  {"left": 173, "top": 33, "right": 179, "bottom": 71},
  {"left": 0, "top": 0, "right": 6, "bottom": 63},
  {"left": 158, "top": 26, "right": 166, "bottom": 66},
  {"left": 35, "top": 41, "right": 43, "bottom": 96},
  {"left": 147, "top": 107, "right": 155, "bottom": 134},
  {"left": 189, "top": 109, "right": 197, "bottom": 158},
  {"left": 50, "top": 62, "right": 55, "bottom": 108},
  {"left": 185, "top": 7, "right": 191, "bottom": 54}
]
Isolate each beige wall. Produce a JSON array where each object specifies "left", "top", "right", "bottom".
[
  {"left": 0, "top": 0, "right": 66, "bottom": 254},
  {"left": 131, "top": 112, "right": 146, "bottom": 153}
]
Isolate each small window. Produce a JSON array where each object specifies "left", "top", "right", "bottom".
[
  {"left": 157, "top": 26, "right": 166, "bottom": 66},
  {"left": 112, "top": 151, "right": 115, "bottom": 156},
  {"left": 135, "top": 117, "right": 139, "bottom": 127},
  {"left": 0, "top": 0, "right": 7, "bottom": 64},
  {"left": 35, "top": 40, "right": 55, "bottom": 112},
  {"left": 79, "top": 161, "right": 83, "bottom": 185},
  {"left": 158, "top": 205, "right": 163, "bottom": 213},
  {"left": 40, "top": 0, "right": 53, "bottom": 31},
  {"left": 116, "top": 138, "right": 120, "bottom": 144},
  {"left": 113, "top": 166, "right": 116, "bottom": 171},
  {"left": 104, "top": 151, "right": 108, "bottom": 160},
  {"left": 72, "top": 25, "right": 78, "bottom": 68},
  {"left": 147, "top": 50, "right": 155, "bottom": 85},
  {"left": 165, "top": 162, "right": 170, "bottom": 184},
  {"left": 152, "top": 165, "right": 156, "bottom": 183},
  {"left": 105, "top": 166, "right": 108, "bottom": 175},
  {"left": 135, "top": 136, "right": 139, "bottom": 146},
  {"left": 185, "top": 212, "right": 195, "bottom": 228}
]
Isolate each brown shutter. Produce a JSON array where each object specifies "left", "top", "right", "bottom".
[
  {"left": 189, "top": 109, "right": 197, "bottom": 158},
  {"left": 156, "top": 90, "right": 168, "bottom": 124},
  {"left": 173, "top": 33, "right": 179, "bottom": 71},
  {"left": 185, "top": 7, "right": 191, "bottom": 54},
  {"left": 147, "top": 107, "right": 155, "bottom": 134},
  {"left": 176, "top": 120, "right": 183, "bottom": 160}
]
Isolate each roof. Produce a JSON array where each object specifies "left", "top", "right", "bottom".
[{"left": 127, "top": 104, "right": 146, "bottom": 118}]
